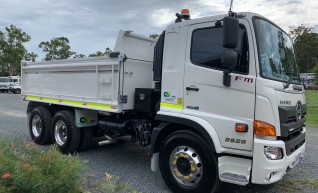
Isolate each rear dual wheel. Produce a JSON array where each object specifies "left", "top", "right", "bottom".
[
  {"left": 29, "top": 107, "right": 52, "bottom": 145},
  {"left": 28, "top": 106, "right": 94, "bottom": 154},
  {"left": 51, "top": 111, "right": 81, "bottom": 154},
  {"left": 51, "top": 110, "right": 94, "bottom": 154}
]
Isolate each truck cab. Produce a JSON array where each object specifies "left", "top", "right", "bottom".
[{"left": 151, "top": 12, "right": 306, "bottom": 190}]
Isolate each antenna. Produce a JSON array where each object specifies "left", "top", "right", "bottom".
[
  {"left": 228, "top": 0, "right": 234, "bottom": 16},
  {"left": 229, "top": 0, "right": 233, "bottom": 12}
]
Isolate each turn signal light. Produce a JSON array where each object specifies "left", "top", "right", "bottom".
[
  {"left": 254, "top": 121, "right": 276, "bottom": 136},
  {"left": 235, "top": 123, "right": 248, "bottom": 132}
]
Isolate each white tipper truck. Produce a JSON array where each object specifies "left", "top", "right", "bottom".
[{"left": 21, "top": 10, "right": 306, "bottom": 193}]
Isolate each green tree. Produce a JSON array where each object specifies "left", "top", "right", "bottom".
[
  {"left": 73, "top": 54, "right": 86, "bottom": 58},
  {"left": 0, "top": 31, "right": 5, "bottom": 76},
  {"left": 0, "top": 25, "right": 32, "bottom": 75},
  {"left": 25, "top": 52, "right": 38, "bottom": 62},
  {"left": 89, "top": 51, "right": 103, "bottom": 57},
  {"left": 312, "top": 64, "right": 318, "bottom": 84},
  {"left": 39, "top": 37, "right": 75, "bottom": 61},
  {"left": 89, "top": 47, "right": 111, "bottom": 57},
  {"left": 289, "top": 25, "right": 318, "bottom": 73}
]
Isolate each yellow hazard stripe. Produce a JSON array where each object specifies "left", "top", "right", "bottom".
[
  {"left": 160, "top": 102, "right": 183, "bottom": 110},
  {"left": 25, "top": 95, "right": 113, "bottom": 109}
]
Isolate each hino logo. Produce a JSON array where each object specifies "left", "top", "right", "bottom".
[
  {"left": 280, "top": 100, "right": 291, "bottom": 105},
  {"left": 296, "top": 101, "right": 302, "bottom": 121}
]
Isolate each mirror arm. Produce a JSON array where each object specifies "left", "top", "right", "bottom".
[{"left": 223, "top": 69, "right": 232, "bottom": 87}]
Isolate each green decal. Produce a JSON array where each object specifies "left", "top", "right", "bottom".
[{"left": 164, "top": 92, "right": 171, "bottom": 97}]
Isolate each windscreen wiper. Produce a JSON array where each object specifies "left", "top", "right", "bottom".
[{"left": 284, "top": 70, "right": 302, "bottom": 90}]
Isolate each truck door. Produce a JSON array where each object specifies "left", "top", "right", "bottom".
[{"left": 183, "top": 20, "right": 256, "bottom": 151}]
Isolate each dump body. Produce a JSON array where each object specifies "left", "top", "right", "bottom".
[{"left": 21, "top": 31, "right": 156, "bottom": 113}]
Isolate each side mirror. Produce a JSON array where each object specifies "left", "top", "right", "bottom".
[
  {"left": 223, "top": 16, "right": 239, "bottom": 49},
  {"left": 222, "top": 16, "right": 239, "bottom": 87},
  {"left": 222, "top": 49, "right": 238, "bottom": 87},
  {"left": 222, "top": 49, "right": 238, "bottom": 69}
]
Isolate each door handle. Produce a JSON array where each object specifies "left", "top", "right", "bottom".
[{"left": 186, "top": 87, "right": 199, "bottom": 92}]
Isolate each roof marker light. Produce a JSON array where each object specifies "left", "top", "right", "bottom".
[{"left": 175, "top": 9, "right": 191, "bottom": 23}]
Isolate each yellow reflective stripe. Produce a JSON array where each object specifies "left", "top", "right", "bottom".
[
  {"left": 25, "top": 95, "right": 113, "bottom": 109},
  {"left": 62, "top": 99, "right": 83, "bottom": 106},
  {"left": 26, "top": 96, "right": 40, "bottom": 100},
  {"left": 42, "top": 98, "right": 59, "bottom": 103},
  {"left": 160, "top": 102, "right": 183, "bottom": 110},
  {"left": 87, "top": 103, "right": 112, "bottom": 109}
]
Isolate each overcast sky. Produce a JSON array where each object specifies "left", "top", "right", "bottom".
[{"left": 0, "top": 0, "right": 317, "bottom": 60}]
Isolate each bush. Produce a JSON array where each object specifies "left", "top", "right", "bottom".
[{"left": 0, "top": 138, "right": 84, "bottom": 193}]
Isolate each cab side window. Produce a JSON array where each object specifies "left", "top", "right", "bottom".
[{"left": 191, "top": 25, "right": 249, "bottom": 74}]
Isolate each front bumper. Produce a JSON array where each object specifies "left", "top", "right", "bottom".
[{"left": 251, "top": 131, "right": 306, "bottom": 184}]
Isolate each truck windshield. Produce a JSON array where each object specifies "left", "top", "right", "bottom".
[{"left": 254, "top": 18, "right": 301, "bottom": 84}]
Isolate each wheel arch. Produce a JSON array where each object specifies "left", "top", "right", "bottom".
[
  {"left": 27, "top": 101, "right": 74, "bottom": 115},
  {"left": 151, "top": 114, "right": 221, "bottom": 155}
]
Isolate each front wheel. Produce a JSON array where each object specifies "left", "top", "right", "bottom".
[
  {"left": 159, "top": 130, "right": 219, "bottom": 193},
  {"left": 51, "top": 110, "right": 81, "bottom": 154}
]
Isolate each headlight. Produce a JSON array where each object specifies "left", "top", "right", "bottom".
[{"left": 264, "top": 146, "right": 283, "bottom": 160}]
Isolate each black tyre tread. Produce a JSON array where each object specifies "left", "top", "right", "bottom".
[
  {"left": 29, "top": 107, "right": 52, "bottom": 145},
  {"left": 52, "top": 110, "right": 81, "bottom": 154},
  {"left": 78, "top": 127, "right": 94, "bottom": 151},
  {"left": 159, "top": 130, "right": 219, "bottom": 193}
]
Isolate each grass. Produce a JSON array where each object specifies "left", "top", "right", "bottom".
[
  {"left": 278, "top": 177, "right": 318, "bottom": 192},
  {"left": 305, "top": 90, "right": 318, "bottom": 127}
]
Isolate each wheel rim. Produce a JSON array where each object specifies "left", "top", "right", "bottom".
[
  {"left": 169, "top": 146, "right": 203, "bottom": 187},
  {"left": 54, "top": 120, "right": 67, "bottom": 146},
  {"left": 31, "top": 115, "right": 42, "bottom": 137}
]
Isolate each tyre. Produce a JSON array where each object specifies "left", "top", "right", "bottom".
[
  {"left": 159, "top": 130, "right": 219, "bottom": 193},
  {"left": 28, "top": 107, "right": 52, "bottom": 145},
  {"left": 51, "top": 110, "right": 81, "bottom": 154},
  {"left": 78, "top": 127, "right": 95, "bottom": 151},
  {"left": 15, "top": 89, "right": 21, "bottom": 94}
]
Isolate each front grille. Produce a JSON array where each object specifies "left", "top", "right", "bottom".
[
  {"left": 287, "top": 112, "right": 306, "bottom": 123},
  {"left": 278, "top": 104, "right": 307, "bottom": 156},
  {"left": 289, "top": 139, "right": 305, "bottom": 155},
  {"left": 278, "top": 127, "right": 302, "bottom": 141},
  {"left": 283, "top": 132, "right": 306, "bottom": 156},
  {"left": 278, "top": 127, "right": 305, "bottom": 156}
]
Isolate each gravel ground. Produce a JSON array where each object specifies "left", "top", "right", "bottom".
[{"left": 0, "top": 93, "right": 317, "bottom": 193}]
